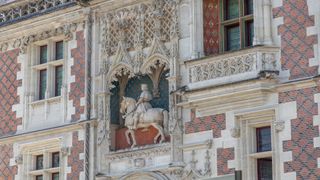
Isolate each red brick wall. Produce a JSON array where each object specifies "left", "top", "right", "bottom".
[
  {"left": 0, "top": 49, "right": 22, "bottom": 137},
  {"left": 69, "top": 31, "right": 86, "bottom": 122},
  {"left": 203, "top": 0, "right": 220, "bottom": 56},
  {"left": 67, "top": 131, "right": 84, "bottom": 180},
  {"left": 273, "top": 0, "right": 318, "bottom": 80},
  {"left": 279, "top": 87, "right": 320, "bottom": 179},
  {"left": 0, "top": 144, "right": 17, "bottom": 180},
  {"left": 185, "top": 109, "right": 225, "bottom": 138},
  {"left": 217, "top": 147, "right": 235, "bottom": 176}
]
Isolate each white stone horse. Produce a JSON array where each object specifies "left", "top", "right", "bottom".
[{"left": 120, "top": 97, "right": 169, "bottom": 148}]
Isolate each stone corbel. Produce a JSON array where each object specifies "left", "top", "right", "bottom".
[
  {"left": 61, "top": 147, "right": 71, "bottom": 156},
  {"left": 230, "top": 127, "right": 240, "bottom": 138},
  {"left": 273, "top": 120, "right": 285, "bottom": 132},
  {"left": 15, "top": 154, "right": 23, "bottom": 165},
  {"left": 0, "top": 43, "right": 8, "bottom": 52}
]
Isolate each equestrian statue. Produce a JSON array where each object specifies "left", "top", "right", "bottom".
[{"left": 120, "top": 84, "right": 169, "bottom": 148}]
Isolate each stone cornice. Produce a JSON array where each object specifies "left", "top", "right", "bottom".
[{"left": 0, "top": 119, "right": 95, "bottom": 145}]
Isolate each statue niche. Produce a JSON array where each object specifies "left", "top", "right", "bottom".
[{"left": 110, "top": 71, "right": 169, "bottom": 150}]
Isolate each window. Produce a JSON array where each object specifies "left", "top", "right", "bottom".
[
  {"left": 36, "top": 155, "right": 43, "bottom": 170},
  {"left": 257, "top": 158, "right": 272, "bottom": 180},
  {"left": 36, "top": 175, "right": 43, "bottom": 180},
  {"left": 256, "top": 126, "right": 272, "bottom": 180},
  {"left": 221, "top": 0, "right": 254, "bottom": 51},
  {"left": 55, "top": 66, "right": 63, "bottom": 96},
  {"left": 256, "top": 126, "right": 271, "bottom": 152},
  {"left": 33, "top": 41, "right": 64, "bottom": 100},
  {"left": 237, "top": 110, "right": 275, "bottom": 180},
  {"left": 52, "top": 173, "right": 59, "bottom": 180},
  {"left": 52, "top": 152, "right": 60, "bottom": 168}
]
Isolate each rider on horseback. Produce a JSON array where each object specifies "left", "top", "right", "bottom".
[{"left": 133, "top": 84, "right": 152, "bottom": 129}]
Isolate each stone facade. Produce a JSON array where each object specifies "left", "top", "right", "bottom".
[{"left": 0, "top": 0, "right": 319, "bottom": 180}]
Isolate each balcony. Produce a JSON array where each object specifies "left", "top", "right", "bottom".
[{"left": 185, "top": 46, "right": 280, "bottom": 90}]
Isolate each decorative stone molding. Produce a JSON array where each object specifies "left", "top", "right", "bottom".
[
  {"left": 186, "top": 46, "right": 280, "bottom": 90},
  {"left": 0, "top": 0, "right": 77, "bottom": 26},
  {"left": 105, "top": 143, "right": 170, "bottom": 161},
  {"left": 61, "top": 147, "right": 70, "bottom": 156},
  {"left": 0, "top": 22, "right": 78, "bottom": 53},
  {"left": 189, "top": 53, "right": 255, "bottom": 83},
  {"left": 273, "top": 120, "right": 285, "bottom": 132},
  {"left": 15, "top": 154, "right": 23, "bottom": 165},
  {"left": 230, "top": 127, "right": 240, "bottom": 138},
  {"left": 180, "top": 149, "right": 212, "bottom": 179}
]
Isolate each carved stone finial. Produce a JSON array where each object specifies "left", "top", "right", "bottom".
[
  {"left": 15, "top": 154, "right": 23, "bottom": 165},
  {"left": 274, "top": 121, "right": 285, "bottom": 132},
  {"left": 230, "top": 127, "right": 240, "bottom": 138}
]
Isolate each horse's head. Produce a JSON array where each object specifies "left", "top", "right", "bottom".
[{"left": 120, "top": 97, "right": 137, "bottom": 114}]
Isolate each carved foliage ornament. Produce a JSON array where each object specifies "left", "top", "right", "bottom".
[{"left": 189, "top": 53, "right": 256, "bottom": 83}]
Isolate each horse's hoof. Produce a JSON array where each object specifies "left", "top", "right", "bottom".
[{"left": 131, "top": 144, "right": 136, "bottom": 148}]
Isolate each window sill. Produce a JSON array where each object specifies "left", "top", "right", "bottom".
[
  {"left": 249, "top": 151, "right": 272, "bottom": 159},
  {"left": 32, "top": 59, "right": 64, "bottom": 70},
  {"left": 30, "top": 96, "right": 62, "bottom": 107},
  {"left": 29, "top": 167, "right": 60, "bottom": 175}
]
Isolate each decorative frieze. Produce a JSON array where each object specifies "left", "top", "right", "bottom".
[
  {"left": 105, "top": 143, "right": 170, "bottom": 161},
  {"left": 0, "top": 22, "right": 78, "bottom": 53},
  {"left": 186, "top": 46, "right": 279, "bottom": 88},
  {"left": 0, "top": 0, "right": 77, "bottom": 26}
]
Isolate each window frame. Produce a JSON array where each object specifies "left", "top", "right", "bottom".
[
  {"left": 31, "top": 39, "right": 65, "bottom": 101},
  {"left": 219, "top": 0, "right": 254, "bottom": 52},
  {"left": 237, "top": 109, "right": 276, "bottom": 180}
]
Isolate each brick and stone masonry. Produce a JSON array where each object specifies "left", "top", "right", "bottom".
[
  {"left": 273, "top": 0, "right": 318, "bottom": 80},
  {"left": 69, "top": 31, "right": 86, "bottom": 122},
  {"left": 279, "top": 87, "right": 320, "bottom": 179}
]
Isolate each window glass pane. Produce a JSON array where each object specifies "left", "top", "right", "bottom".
[
  {"left": 256, "top": 127, "right": 271, "bottom": 152},
  {"left": 36, "top": 155, "right": 43, "bottom": 170},
  {"left": 226, "top": 25, "right": 240, "bottom": 51},
  {"left": 55, "top": 66, "right": 63, "bottom": 96},
  {"left": 225, "top": 0, "right": 239, "bottom": 20},
  {"left": 36, "top": 175, "right": 43, "bottom": 180},
  {"left": 52, "top": 152, "right": 60, "bottom": 168},
  {"left": 39, "top": 70, "right": 47, "bottom": 100},
  {"left": 257, "top": 158, "right": 272, "bottom": 180},
  {"left": 245, "top": 20, "right": 254, "bottom": 47},
  {"left": 245, "top": 0, "right": 253, "bottom": 15},
  {"left": 52, "top": 173, "right": 59, "bottom": 180},
  {"left": 40, "top": 45, "right": 48, "bottom": 64},
  {"left": 55, "top": 41, "right": 64, "bottom": 60}
]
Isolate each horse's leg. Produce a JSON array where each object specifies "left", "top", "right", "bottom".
[
  {"left": 152, "top": 123, "right": 165, "bottom": 144},
  {"left": 130, "top": 129, "right": 137, "bottom": 148},
  {"left": 125, "top": 129, "right": 131, "bottom": 145}
]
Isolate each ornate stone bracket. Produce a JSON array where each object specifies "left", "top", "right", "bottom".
[
  {"left": 15, "top": 154, "right": 23, "bottom": 165},
  {"left": 273, "top": 120, "right": 285, "bottom": 132}
]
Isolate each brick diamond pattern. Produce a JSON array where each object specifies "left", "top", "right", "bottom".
[
  {"left": 273, "top": 0, "right": 318, "bottom": 80},
  {"left": 0, "top": 144, "right": 18, "bottom": 179},
  {"left": 67, "top": 131, "right": 84, "bottom": 180},
  {"left": 279, "top": 87, "right": 320, "bottom": 179},
  {"left": 217, "top": 147, "right": 235, "bottom": 176},
  {"left": 203, "top": 0, "right": 220, "bottom": 56},
  {"left": 0, "top": 49, "right": 22, "bottom": 137},
  {"left": 69, "top": 31, "right": 86, "bottom": 122},
  {"left": 185, "top": 109, "right": 225, "bottom": 138}
]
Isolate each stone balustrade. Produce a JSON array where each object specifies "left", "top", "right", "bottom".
[{"left": 186, "top": 46, "right": 280, "bottom": 90}]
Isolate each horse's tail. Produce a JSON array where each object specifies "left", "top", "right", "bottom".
[{"left": 163, "top": 110, "right": 169, "bottom": 135}]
